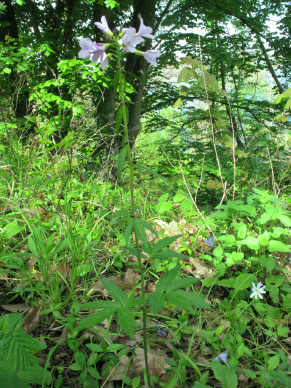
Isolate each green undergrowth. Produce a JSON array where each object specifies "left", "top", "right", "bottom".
[{"left": 1, "top": 175, "right": 291, "bottom": 387}]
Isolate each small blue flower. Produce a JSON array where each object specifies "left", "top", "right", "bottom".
[
  {"left": 136, "top": 208, "right": 140, "bottom": 213},
  {"left": 126, "top": 197, "right": 130, "bottom": 202},
  {"left": 155, "top": 324, "right": 166, "bottom": 335},
  {"left": 213, "top": 350, "right": 228, "bottom": 362},
  {"left": 205, "top": 237, "right": 214, "bottom": 247}
]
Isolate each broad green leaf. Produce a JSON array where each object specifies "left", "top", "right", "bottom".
[
  {"left": 101, "top": 279, "right": 128, "bottom": 305},
  {"left": 156, "top": 266, "right": 180, "bottom": 293},
  {"left": 218, "top": 278, "right": 236, "bottom": 288},
  {"left": 167, "top": 290, "right": 211, "bottom": 310},
  {"left": 73, "top": 306, "right": 118, "bottom": 333},
  {"left": 173, "top": 98, "right": 183, "bottom": 108},
  {"left": 259, "top": 231, "right": 270, "bottom": 246},
  {"left": 173, "top": 193, "right": 185, "bottom": 202},
  {"left": 213, "top": 246, "right": 223, "bottom": 257},
  {"left": 268, "top": 240, "right": 290, "bottom": 253},
  {"left": 74, "top": 352, "right": 86, "bottom": 368},
  {"left": 147, "top": 291, "right": 166, "bottom": 315},
  {"left": 265, "top": 274, "right": 284, "bottom": 287},
  {"left": 156, "top": 201, "right": 173, "bottom": 214},
  {"left": 237, "top": 224, "right": 247, "bottom": 239},
  {"left": 262, "top": 255, "right": 276, "bottom": 272},
  {"left": 234, "top": 273, "right": 256, "bottom": 292},
  {"left": 0, "top": 361, "right": 31, "bottom": 388},
  {"left": 211, "top": 361, "right": 237, "bottom": 388},
  {"left": 166, "top": 277, "right": 201, "bottom": 292},
  {"left": 117, "top": 306, "right": 137, "bottom": 339},
  {"left": 86, "top": 344, "right": 103, "bottom": 352},
  {"left": 1, "top": 222, "right": 24, "bottom": 239},
  {"left": 242, "top": 369, "right": 256, "bottom": 379},
  {"left": 237, "top": 237, "right": 259, "bottom": 250},
  {"left": 211, "top": 361, "right": 227, "bottom": 385},
  {"left": 180, "top": 199, "right": 193, "bottom": 212},
  {"left": 178, "top": 67, "right": 194, "bottom": 83},
  {"left": 217, "top": 235, "right": 236, "bottom": 247},
  {"left": 158, "top": 193, "right": 169, "bottom": 203},
  {"left": 277, "top": 215, "right": 291, "bottom": 227},
  {"left": 267, "top": 354, "right": 280, "bottom": 371}
]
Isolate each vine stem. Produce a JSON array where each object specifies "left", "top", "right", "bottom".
[{"left": 116, "top": 45, "right": 152, "bottom": 388}]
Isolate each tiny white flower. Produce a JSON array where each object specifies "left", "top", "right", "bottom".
[{"left": 250, "top": 282, "right": 266, "bottom": 299}]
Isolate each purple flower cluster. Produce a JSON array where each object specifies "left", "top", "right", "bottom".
[
  {"left": 78, "top": 16, "right": 161, "bottom": 70},
  {"left": 205, "top": 237, "right": 214, "bottom": 247},
  {"left": 155, "top": 324, "right": 166, "bottom": 335}
]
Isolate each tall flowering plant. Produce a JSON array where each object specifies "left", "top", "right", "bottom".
[
  {"left": 78, "top": 16, "right": 161, "bottom": 69},
  {"left": 78, "top": 16, "right": 161, "bottom": 387}
]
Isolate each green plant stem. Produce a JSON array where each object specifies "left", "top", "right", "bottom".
[{"left": 116, "top": 45, "right": 151, "bottom": 388}]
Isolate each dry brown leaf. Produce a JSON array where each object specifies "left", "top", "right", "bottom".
[
  {"left": 105, "top": 355, "right": 133, "bottom": 381},
  {"left": 22, "top": 305, "right": 42, "bottom": 334},
  {"left": 115, "top": 333, "right": 142, "bottom": 347},
  {"left": 189, "top": 257, "right": 213, "bottom": 277},
  {"left": 50, "top": 265, "right": 72, "bottom": 281},
  {"left": 131, "top": 347, "right": 170, "bottom": 381},
  {"left": 124, "top": 268, "right": 140, "bottom": 287},
  {"left": 1, "top": 303, "right": 28, "bottom": 312}
]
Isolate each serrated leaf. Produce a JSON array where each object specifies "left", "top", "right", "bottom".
[
  {"left": 156, "top": 266, "right": 180, "bottom": 293},
  {"left": 147, "top": 291, "right": 166, "bottom": 315},
  {"left": 135, "top": 219, "right": 157, "bottom": 237},
  {"left": 237, "top": 237, "right": 259, "bottom": 250},
  {"left": 167, "top": 290, "right": 211, "bottom": 311},
  {"left": 117, "top": 306, "right": 137, "bottom": 339},
  {"left": 117, "top": 145, "right": 127, "bottom": 180},
  {"left": 133, "top": 222, "right": 148, "bottom": 249},
  {"left": 268, "top": 240, "right": 290, "bottom": 253},
  {"left": 166, "top": 277, "right": 201, "bottom": 292},
  {"left": 277, "top": 215, "right": 291, "bottom": 227},
  {"left": 101, "top": 279, "right": 128, "bottom": 305},
  {"left": 73, "top": 306, "right": 118, "bottom": 333},
  {"left": 2, "top": 327, "right": 41, "bottom": 371}
]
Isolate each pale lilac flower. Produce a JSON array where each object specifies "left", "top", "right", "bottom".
[
  {"left": 139, "top": 50, "right": 161, "bottom": 67},
  {"left": 136, "top": 18, "right": 154, "bottom": 39},
  {"left": 213, "top": 350, "right": 228, "bottom": 362},
  {"left": 250, "top": 282, "right": 266, "bottom": 299},
  {"left": 78, "top": 38, "right": 99, "bottom": 59},
  {"left": 94, "top": 16, "right": 112, "bottom": 36},
  {"left": 122, "top": 27, "right": 144, "bottom": 53},
  {"left": 88, "top": 43, "right": 108, "bottom": 70}
]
